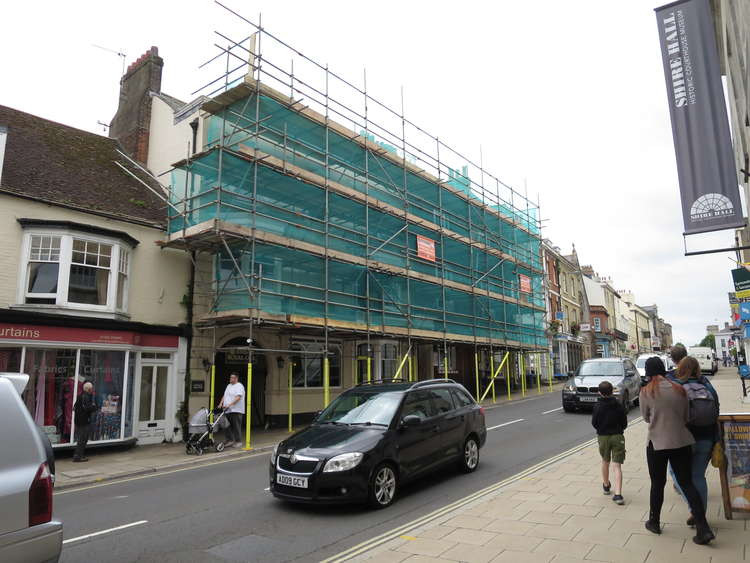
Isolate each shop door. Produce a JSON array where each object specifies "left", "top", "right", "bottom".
[{"left": 137, "top": 365, "right": 169, "bottom": 444}]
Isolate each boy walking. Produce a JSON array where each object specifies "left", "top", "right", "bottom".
[{"left": 592, "top": 381, "right": 628, "bottom": 505}]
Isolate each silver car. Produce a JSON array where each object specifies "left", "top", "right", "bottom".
[
  {"left": 561, "top": 358, "right": 641, "bottom": 413},
  {"left": 0, "top": 374, "right": 62, "bottom": 563}
]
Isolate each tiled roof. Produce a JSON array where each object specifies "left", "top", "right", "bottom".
[
  {"left": 0, "top": 104, "right": 167, "bottom": 227},
  {"left": 154, "top": 92, "right": 186, "bottom": 111}
]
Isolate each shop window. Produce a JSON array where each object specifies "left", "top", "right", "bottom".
[
  {"left": 0, "top": 347, "right": 22, "bottom": 371},
  {"left": 123, "top": 352, "right": 136, "bottom": 438},
  {"left": 290, "top": 341, "right": 341, "bottom": 388},
  {"left": 434, "top": 345, "right": 457, "bottom": 376},
  {"left": 79, "top": 350, "right": 126, "bottom": 441},
  {"left": 141, "top": 352, "right": 172, "bottom": 360},
  {"left": 20, "top": 232, "right": 132, "bottom": 313},
  {"left": 381, "top": 343, "right": 398, "bottom": 381},
  {"left": 593, "top": 318, "right": 601, "bottom": 332}
]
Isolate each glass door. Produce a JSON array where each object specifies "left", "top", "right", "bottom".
[{"left": 137, "top": 364, "right": 169, "bottom": 444}]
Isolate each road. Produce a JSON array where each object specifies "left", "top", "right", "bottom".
[{"left": 56, "top": 390, "right": 641, "bottom": 562}]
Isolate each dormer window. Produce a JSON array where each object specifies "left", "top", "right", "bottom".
[{"left": 18, "top": 220, "right": 137, "bottom": 315}]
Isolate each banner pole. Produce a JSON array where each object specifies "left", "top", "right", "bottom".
[{"left": 244, "top": 362, "right": 252, "bottom": 450}]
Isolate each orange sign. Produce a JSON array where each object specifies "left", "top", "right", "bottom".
[
  {"left": 416, "top": 235, "right": 436, "bottom": 262},
  {"left": 519, "top": 274, "right": 532, "bottom": 293}
]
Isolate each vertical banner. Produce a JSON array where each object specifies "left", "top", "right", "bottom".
[
  {"left": 655, "top": 0, "right": 745, "bottom": 235},
  {"left": 416, "top": 235, "right": 436, "bottom": 262},
  {"left": 519, "top": 274, "right": 532, "bottom": 294}
]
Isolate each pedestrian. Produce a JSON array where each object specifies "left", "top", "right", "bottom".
[
  {"left": 669, "top": 356, "right": 720, "bottom": 525},
  {"left": 73, "top": 382, "right": 98, "bottom": 463},
  {"left": 592, "top": 380, "right": 627, "bottom": 505},
  {"left": 667, "top": 343, "right": 687, "bottom": 379},
  {"left": 218, "top": 372, "right": 245, "bottom": 448},
  {"left": 640, "top": 357, "right": 715, "bottom": 544}
]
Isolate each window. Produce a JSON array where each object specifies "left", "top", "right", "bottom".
[
  {"left": 428, "top": 388, "right": 455, "bottom": 414},
  {"left": 401, "top": 391, "right": 436, "bottom": 420},
  {"left": 451, "top": 388, "right": 474, "bottom": 408},
  {"left": 593, "top": 318, "right": 602, "bottom": 332},
  {"left": 21, "top": 232, "right": 132, "bottom": 313},
  {"left": 290, "top": 341, "right": 341, "bottom": 388}
]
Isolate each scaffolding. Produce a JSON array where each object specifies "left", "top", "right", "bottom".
[{"left": 162, "top": 3, "right": 550, "bottom": 426}]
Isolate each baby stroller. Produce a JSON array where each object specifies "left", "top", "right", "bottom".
[{"left": 186, "top": 407, "right": 230, "bottom": 455}]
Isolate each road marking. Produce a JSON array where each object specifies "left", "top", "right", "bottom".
[
  {"left": 264, "top": 487, "right": 270, "bottom": 491},
  {"left": 323, "top": 417, "right": 643, "bottom": 562},
  {"left": 55, "top": 451, "right": 271, "bottom": 496},
  {"left": 111, "top": 495, "right": 128, "bottom": 499},
  {"left": 542, "top": 407, "right": 563, "bottom": 414},
  {"left": 62, "top": 520, "right": 148, "bottom": 545},
  {"left": 487, "top": 418, "right": 524, "bottom": 430}
]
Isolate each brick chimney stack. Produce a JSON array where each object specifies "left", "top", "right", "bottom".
[{"left": 109, "top": 46, "right": 163, "bottom": 164}]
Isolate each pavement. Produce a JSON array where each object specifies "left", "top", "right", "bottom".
[
  {"left": 53, "top": 379, "right": 564, "bottom": 490},
  {"left": 339, "top": 367, "right": 750, "bottom": 563}
]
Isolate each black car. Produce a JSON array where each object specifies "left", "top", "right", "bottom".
[{"left": 269, "top": 379, "right": 487, "bottom": 508}]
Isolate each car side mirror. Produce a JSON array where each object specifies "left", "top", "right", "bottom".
[
  {"left": 400, "top": 414, "right": 422, "bottom": 428},
  {"left": 312, "top": 410, "right": 321, "bottom": 422}
]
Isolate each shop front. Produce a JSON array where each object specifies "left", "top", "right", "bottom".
[{"left": 0, "top": 319, "right": 186, "bottom": 448}]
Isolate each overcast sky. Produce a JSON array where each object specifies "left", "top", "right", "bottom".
[{"left": 1, "top": 0, "right": 740, "bottom": 346}]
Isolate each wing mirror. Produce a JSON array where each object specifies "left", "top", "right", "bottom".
[{"left": 400, "top": 414, "right": 422, "bottom": 428}]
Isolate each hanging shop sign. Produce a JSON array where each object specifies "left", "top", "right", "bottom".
[
  {"left": 0, "top": 323, "right": 178, "bottom": 347},
  {"left": 741, "top": 303, "right": 750, "bottom": 321},
  {"left": 654, "top": 0, "right": 744, "bottom": 235},
  {"left": 718, "top": 414, "right": 750, "bottom": 519},
  {"left": 579, "top": 323, "right": 591, "bottom": 332},
  {"left": 519, "top": 274, "right": 532, "bottom": 294},
  {"left": 416, "top": 235, "right": 436, "bottom": 262},
  {"left": 731, "top": 268, "right": 750, "bottom": 299}
]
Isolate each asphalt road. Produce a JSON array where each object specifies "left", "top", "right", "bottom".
[{"left": 56, "top": 390, "right": 642, "bottom": 563}]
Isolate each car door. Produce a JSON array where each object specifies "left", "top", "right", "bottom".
[
  {"left": 395, "top": 390, "right": 440, "bottom": 477},
  {"left": 427, "top": 387, "right": 464, "bottom": 461}
]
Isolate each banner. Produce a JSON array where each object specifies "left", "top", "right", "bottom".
[
  {"left": 519, "top": 274, "right": 532, "bottom": 294},
  {"left": 416, "top": 235, "right": 436, "bottom": 262},
  {"left": 655, "top": 0, "right": 745, "bottom": 235},
  {"left": 732, "top": 268, "right": 750, "bottom": 299}
]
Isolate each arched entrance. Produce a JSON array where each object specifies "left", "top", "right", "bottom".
[{"left": 214, "top": 337, "right": 268, "bottom": 427}]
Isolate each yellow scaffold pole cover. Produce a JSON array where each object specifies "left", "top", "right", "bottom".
[
  {"left": 209, "top": 364, "right": 216, "bottom": 436},
  {"left": 536, "top": 353, "right": 541, "bottom": 394},
  {"left": 367, "top": 356, "right": 372, "bottom": 384},
  {"left": 323, "top": 357, "right": 330, "bottom": 407},
  {"left": 244, "top": 362, "right": 252, "bottom": 450},
  {"left": 394, "top": 347, "right": 412, "bottom": 380},
  {"left": 443, "top": 354, "right": 449, "bottom": 380},
  {"left": 288, "top": 362, "right": 293, "bottom": 433},
  {"left": 480, "top": 351, "right": 509, "bottom": 403},
  {"left": 489, "top": 354, "right": 496, "bottom": 404},
  {"left": 548, "top": 355, "right": 553, "bottom": 391},
  {"left": 521, "top": 353, "right": 526, "bottom": 397},
  {"left": 506, "top": 353, "right": 511, "bottom": 400}
]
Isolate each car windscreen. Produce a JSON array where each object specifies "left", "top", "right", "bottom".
[
  {"left": 316, "top": 390, "right": 404, "bottom": 426},
  {"left": 577, "top": 362, "right": 624, "bottom": 376},
  {"left": 635, "top": 358, "right": 648, "bottom": 369}
]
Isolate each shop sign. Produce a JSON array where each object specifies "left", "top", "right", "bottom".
[
  {"left": 732, "top": 268, "right": 750, "bottom": 298},
  {"left": 416, "top": 235, "right": 436, "bottom": 262},
  {"left": 740, "top": 303, "right": 750, "bottom": 321},
  {"left": 191, "top": 380, "right": 205, "bottom": 393},
  {"left": 519, "top": 274, "right": 532, "bottom": 294},
  {"left": 579, "top": 323, "right": 591, "bottom": 332},
  {"left": 718, "top": 414, "right": 750, "bottom": 518},
  {"left": 0, "top": 323, "right": 177, "bottom": 348}
]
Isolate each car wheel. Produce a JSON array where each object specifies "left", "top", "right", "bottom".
[
  {"left": 459, "top": 436, "right": 480, "bottom": 473},
  {"left": 622, "top": 392, "right": 630, "bottom": 414},
  {"left": 368, "top": 463, "right": 397, "bottom": 509}
]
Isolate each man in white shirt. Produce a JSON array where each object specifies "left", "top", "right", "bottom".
[{"left": 218, "top": 372, "right": 245, "bottom": 447}]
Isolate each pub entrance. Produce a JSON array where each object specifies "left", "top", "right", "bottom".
[{"left": 213, "top": 337, "right": 268, "bottom": 428}]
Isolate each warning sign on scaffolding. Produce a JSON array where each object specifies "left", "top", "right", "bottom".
[
  {"left": 416, "top": 235, "right": 436, "bottom": 262},
  {"left": 519, "top": 274, "right": 532, "bottom": 293}
]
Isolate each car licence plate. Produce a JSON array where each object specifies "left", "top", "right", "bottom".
[
  {"left": 276, "top": 473, "right": 308, "bottom": 488},
  {"left": 579, "top": 396, "right": 597, "bottom": 402}
]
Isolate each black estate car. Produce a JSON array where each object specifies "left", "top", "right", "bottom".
[{"left": 269, "top": 379, "right": 487, "bottom": 508}]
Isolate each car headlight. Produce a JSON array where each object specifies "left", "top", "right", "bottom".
[
  {"left": 612, "top": 387, "right": 621, "bottom": 395},
  {"left": 323, "top": 452, "right": 364, "bottom": 473},
  {"left": 564, "top": 383, "right": 577, "bottom": 392},
  {"left": 271, "top": 443, "right": 279, "bottom": 465}
]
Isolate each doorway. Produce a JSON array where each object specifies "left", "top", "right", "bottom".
[
  {"left": 214, "top": 337, "right": 268, "bottom": 428},
  {"left": 137, "top": 364, "right": 169, "bottom": 444}
]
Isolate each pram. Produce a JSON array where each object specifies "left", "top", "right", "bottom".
[{"left": 185, "top": 407, "right": 230, "bottom": 455}]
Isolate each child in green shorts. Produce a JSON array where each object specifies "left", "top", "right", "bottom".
[{"left": 592, "top": 380, "right": 628, "bottom": 505}]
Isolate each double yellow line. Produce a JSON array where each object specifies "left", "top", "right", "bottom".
[{"left": 324, "top": 417, "right": 643, "bottom": 562}]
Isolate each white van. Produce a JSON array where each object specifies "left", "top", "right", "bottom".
[
  {"left": 689, "top": 347, "right": 717, "bottom": 375},
  {"left": 0, "top": 374, "right": 62, "bottom": 563}
]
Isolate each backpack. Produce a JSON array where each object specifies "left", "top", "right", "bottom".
[{"left": 683, "top": 379, "right": 718, "bottom": 427}]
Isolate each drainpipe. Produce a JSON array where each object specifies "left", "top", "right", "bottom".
[{"left": 183, "top": 251, "right": 196, "bottom": 429}]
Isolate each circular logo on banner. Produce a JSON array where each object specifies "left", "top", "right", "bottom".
[{"left": 690, "top": 193, "right": 735, "bottom": 222}]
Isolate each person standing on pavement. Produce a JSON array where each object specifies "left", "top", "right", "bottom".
[
  {"left": 669, "top": 356, "right": 720, "bottom": 525},
  {"left": 73, "top": 382, "right": 98, "bottom": 462},
  {"left": 219, "top": 372, "right": 245, "bottom": 448},
  {"left": 667, "top": 343, "right": 688, "bottom": 379},
  {"left": 640, "top": 357, "right": 715, "bottom": 544},
  {"left": 592, "top": 380, "right": 627, "bottom": 505}
]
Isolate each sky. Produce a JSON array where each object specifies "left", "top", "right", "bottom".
[{"left": 0, "top": 0, "right": 740, "bottom": 346}]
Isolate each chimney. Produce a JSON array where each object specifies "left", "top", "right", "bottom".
[{"left": 109, "top": 46, "right": 163, "bottom": 164}]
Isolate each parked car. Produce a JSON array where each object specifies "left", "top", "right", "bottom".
[
  {"left": 633, "top": 354, "right": 674, "bottom": 385},
  {"left": 0, "top": 373, "right": 62, "bottom": 563},
  {"left": 689, "top": 347, "right": 718, "bottom": 375},
  {"left": 562, "top": 358, "right": 640, "bottom": 413},
  {"left": 269, "top": 379, "right": 486, "bottom": 508}
]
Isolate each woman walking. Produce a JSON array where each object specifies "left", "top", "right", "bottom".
[
  {"left": 670, "top": 356, "right": 720, "bottom": 526},
  {"left": 640, "top": 357, "right": 715, "bottom": 544}
]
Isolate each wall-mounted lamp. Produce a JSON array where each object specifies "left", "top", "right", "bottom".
[{"left": 276, "top": 356, "right": 285, "bottom": 369}]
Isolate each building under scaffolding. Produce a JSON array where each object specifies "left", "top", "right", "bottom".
[{"left": 163, "top": 10, "right": 547, "bottom": 429}]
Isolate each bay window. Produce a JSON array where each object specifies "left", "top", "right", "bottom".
[{"left": 20, "top": 230, "right": 132, "bottom": 314}]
